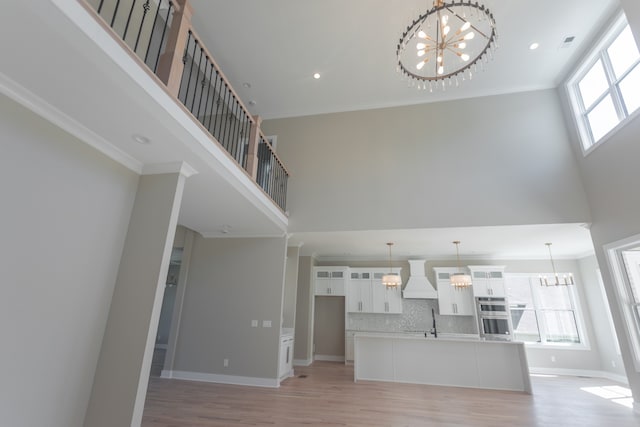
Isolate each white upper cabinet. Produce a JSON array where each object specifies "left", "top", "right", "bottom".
[
  {"left": 314, "top": 267, "right": 348, "bottom": 296},
  {"left": 347, "top": 268, "right": 402, "bottom": 314},
  {"left": 434, "top": 268, "right": 475, "bottom": 316},
  {"left": 468, "top": 266, "right": 506, "bottom": 297}
]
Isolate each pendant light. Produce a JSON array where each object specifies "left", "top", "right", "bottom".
[
  {"left": 540, "top": 243, "right": 574, "bottom": 286},
  {"left": 382, "top": 242, "right": 402, "bottom": 289},
  {"left": 450, "top": 240, "right": 472, "bottom": 289}
]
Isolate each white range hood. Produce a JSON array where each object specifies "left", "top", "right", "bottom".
[{"left": 402, "top": 260, "right": 438, "bottom": 299}]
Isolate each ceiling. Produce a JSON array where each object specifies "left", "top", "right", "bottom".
[{"left": 190, "top": 0, "right": 619, "bottom": 120}]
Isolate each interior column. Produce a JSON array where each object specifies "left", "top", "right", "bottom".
[{"left": 84, "top": 165, "right": 194, "bottom": 427}]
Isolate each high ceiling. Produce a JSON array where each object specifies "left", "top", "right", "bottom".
[
  {"left": 188, "top": 0, "right": 615, "bottom": 259},
  {"left": 190, "top": 0, "right": 619, "bottom": 120}
]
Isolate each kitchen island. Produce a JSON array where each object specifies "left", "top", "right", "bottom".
[{"left": 354, "top": 332, "right": 531, "bottom": 393}]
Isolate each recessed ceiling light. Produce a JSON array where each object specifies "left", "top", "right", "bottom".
[
  {"left": 132, "top": 134, "right": 150, "bottom": 144},
  {"left": 248, "top": 100, "right": 257, "bottom": 106},
  {"left": 529, "top": 42, "right": 540, "bottom": 50},
  {"left": 313, "top": 73, "right": 321, "bottom": 79},
  {"left": 242, "top": 82, "right": 251, "bottom": 88}
]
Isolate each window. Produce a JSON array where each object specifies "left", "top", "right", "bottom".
[
  {"left": 566, "top": 13, "right": 640, "bottom": 154},
  {"left": 506, "top": 274, "right": 585, "bottom": 346}
]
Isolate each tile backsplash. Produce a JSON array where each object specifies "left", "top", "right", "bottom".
[{"left": 347, "top": 299, "right": 477, "bottom": 334}]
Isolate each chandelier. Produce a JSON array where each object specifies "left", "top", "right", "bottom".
[
  {"left": 450, "top": 240, "right": 472, "bottom": 289},
  {"left": 396, "top": 0, "right": 497, "bottom": 91},
  {"left": 540, "top": 243, "right": 575, "bottom": 286},
  {"left": 382, "top": 242, "right": 402, "bottom": 289}
]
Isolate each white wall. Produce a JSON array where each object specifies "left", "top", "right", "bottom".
[
  {"left": 172, "top": 236, "right": 287, "bottom": 381},
  {"left": 0, "top": 94, "right": 138, "bottom": 427},
  {"left": 262, "top": 89, "right": 591, "bottom": 233}
]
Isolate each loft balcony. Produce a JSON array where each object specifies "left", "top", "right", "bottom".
[{"left": 0, "top": 1, "right": 288, "bottom": 236}]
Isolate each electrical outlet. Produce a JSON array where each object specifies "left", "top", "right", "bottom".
[
  {"left": 551, "top": 355, "right": 556, "bottom": 363},
  {"left": 223, "top": 358, "right": 229, "bottom": 367},
  {"left": 251, "top": 320, "right": 258, "bottom": 327}
]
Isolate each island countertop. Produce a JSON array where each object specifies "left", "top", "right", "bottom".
[{"left": 354, "top": 332, "right": 532, "bottom": 393}]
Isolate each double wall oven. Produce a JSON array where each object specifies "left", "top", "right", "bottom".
[{"left": 476, "top": 297, "right": 513, "bottom": 341}]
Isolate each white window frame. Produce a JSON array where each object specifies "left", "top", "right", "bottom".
[
  {"left": 605, "top": 233, "right": 640, "bottom": 372},
  {"left": 565, "top": 11, "right": 640, "bottom": 156},
  {"left": 506, "top": 273, "right": 590, "bottom": 350}
]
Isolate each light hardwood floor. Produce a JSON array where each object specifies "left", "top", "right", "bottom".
[{"left": 143, "top": 362, "right": 638, "bottom": 426}]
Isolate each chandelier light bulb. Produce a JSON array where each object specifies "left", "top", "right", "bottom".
[
  {"left": 461, "top": 53, "right": 470, "bottom": 61},
  {"left": 416, "top": 42, "right": 427, "bottom": 50},
  {"left": 461, "top": 21, "right": 471, "bottom": 31},
  {"left": 464, "top": 32, "right": 475, "bottom": 40},
  {"left": 443, "top": 25, "right": 451, "bottom": 36},
  {"left": 416, "top": 61, "right": 426, "bottom": 70},
  {"left": 458, "top": 42, "right": 466, "bottom": 49},
  {"left": 438, "top": 65, "right": 444, "bottom": 74},
  {"left": 442, "top": 15, "right": 449, "bottom": 25},
  {"left": 437, "top": 55, "right": 443, "bottom": 63},
  {"left": 417, "top": 49, "right": 426, "bottom": 57},
  {"left": 418, "top": 30, "right": 427, "bottom": 39}
]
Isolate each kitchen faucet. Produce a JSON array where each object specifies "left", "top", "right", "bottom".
[{"left": 430, "top": 307, "right": 438, "bottom": 338}]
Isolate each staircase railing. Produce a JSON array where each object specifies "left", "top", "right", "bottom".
[{"left": 82, "top": 0, "right": 289, "bottom": 212}]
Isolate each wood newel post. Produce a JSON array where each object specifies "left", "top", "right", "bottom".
[
  {"left": 157, "top": 0, "right": 193, "bottom": 98},
  {"left": 246, "top": 115, "right": 262, "bottom": 180}
]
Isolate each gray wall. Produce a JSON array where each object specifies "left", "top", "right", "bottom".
[
  {"left": 294, "top": 256, "right": 314, "bottom": 361},
  {"left": 0, "top": 94, "right": 138, "bottom": 427},
  {"left": 282, "top": 246, "right": 300, "bottom": 328},
  {"left": 173, "top": 236, "right": 287, "bottom": 379},
  {"left": 262, "top": 89, "right": 590, "bottom": 233},
  {"left": 313, "top": 297, "right": 345, "bottom": 357}
]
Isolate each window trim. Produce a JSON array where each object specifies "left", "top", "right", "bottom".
[
  {"left": 605, "top": 234, "right": 640, "bottom": 372},
  {"left": 506, "top": 273, "right": 590, "bottom": 350},
  {"left": 565, "top": 11, "right": 640, "bottom": 156}
]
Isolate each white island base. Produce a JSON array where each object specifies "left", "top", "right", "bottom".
[{"left": 354, "top": 333, "right": 532, "bottom": 394}]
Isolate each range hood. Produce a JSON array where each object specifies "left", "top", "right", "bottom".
[{"left": 402, "top": 260, "right": 438, "bottom": 299}]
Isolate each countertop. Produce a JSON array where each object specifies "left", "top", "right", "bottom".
[{"left": 349, "top": 330, "right": 523, "bottom": 345}]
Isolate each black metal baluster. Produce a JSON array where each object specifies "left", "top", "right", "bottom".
[
  {"left": 223, "top": 92, "right": 234, "bottom": 152},
  {"left": 218, "top": 84, "right": 231, "bottom": 148},
  {"left": 243, "top": 117, "right": 251, "bottom": 169},
  {"left": 201, "top": 60, "right": 214, "bottom": 127},
  {"left": 97, "top": 0, "right": 106, "bottom": 14},
  {"left": 122, "top": 0, "right": 137, "bottom": 42},
  {"left": 207, "top": 70, "right": 220, "bottom": 133},
  {"left": 213, "top": 75, "right": 224, "bottom": 140},
  {"left": 152, "top": 1, "right": 172, "bottom": 72},
  {"left": 196, "top": 59, "right": 209, "bottom": 120},
  {"left": 190, "top": 46, "right": 204, "bottom": 113},
  {"left": 230, "top": 101, "right": 241, "bottom": 162},
  {"left": 176, "top": 31, "right": 191, "bottom": 102},
  {"left": 110, "top": 0, "right": 121, "bottom": 27},
  {"left": 183, "top": 36, "right": 197, "bottom": 109},
  {"left": 134, "top": 0, "right": 152, "bottom": 53},
  {"left": 145, "top": 0, "right": 162, "bottom": 64},
  {"left": 256, "top": 139, "right": 264, "bottom": 188},
  {"left": 282, "top": 171, "right": 288, "bottom": 210},
  {"left": 269, "top": 152, "right": 275, "bottom": 200}
]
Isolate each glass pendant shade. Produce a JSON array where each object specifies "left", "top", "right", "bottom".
[
  {"left": 451, "top": 240, "right": 472, "bottom": 289},
  {"left": 383, "top": 242, "right": 402, "bottom": 289}
]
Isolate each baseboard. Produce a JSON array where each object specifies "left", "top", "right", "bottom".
[
  {"left": 293, "top": 358, "right": 312, "bottom": 366},
  {"left": 529, "top": 367, "right": 628, "bottom": 384},
  {"left": 160, "top": 370, "right": 279, "bottom": 388},
  {"left": 314, "top": 354, "right": 345, "bottom": 362}
]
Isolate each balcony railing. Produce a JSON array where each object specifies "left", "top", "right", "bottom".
[{"left": 83, "top": 0, "right": 289, "bottom": 212}]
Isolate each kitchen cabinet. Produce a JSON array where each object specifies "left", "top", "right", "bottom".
[
  {"left": 279, "top": 334, "right": 294, "bottom": 380},
  {"left": 314, "top": 267, "right": 348, "bottom": 296},
  {"left": 347, "top": 268, "right": 402, "bottom": 314},
  {"left": 348, "top": 271, "right": 373, "bottom": 312},
  {"left": 469, "top": 266, "right": 506, "bottom": 297},
  {"left": 434, "top": 267, "right": 474, "bottom": 316}
]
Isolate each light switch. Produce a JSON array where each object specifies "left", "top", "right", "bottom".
[
  {"left": 251, "top": 320, "right": 258, "bottom": 327},
  {"left": 262, "top": 320, "right": 272, "bottom": 328}
]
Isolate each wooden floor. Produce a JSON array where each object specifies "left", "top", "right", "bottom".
[{"left": 143, "top": 361, "right": 638, "bottom": 426}]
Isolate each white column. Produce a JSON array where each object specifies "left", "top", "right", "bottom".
[{"left": 84, "top": 165, "right": 193, "bottom": 427}]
